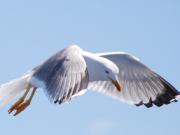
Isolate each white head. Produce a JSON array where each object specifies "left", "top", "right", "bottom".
[
  {"left": 100, "top": 59, "right": 121, "bottom": 91},
  {"left": 83, "top": 51, "right": 121, "bottom": 91}
]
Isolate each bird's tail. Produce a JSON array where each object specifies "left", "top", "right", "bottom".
[{"left": 0, "top": 73, "right": 32, "bottom": 107}]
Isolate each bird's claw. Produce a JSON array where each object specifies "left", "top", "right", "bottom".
[
  {"left": 8, "top": 98, "right": 30, "bottom": 116},
  {"left": 13, "top": 101, "right": 30, "bottom": 116},
  {"left": 8, "top": 98, "right": 24, "bottom": 114},
  {"left": 8, "top": 86, "right": 36, "bottom": 116}
]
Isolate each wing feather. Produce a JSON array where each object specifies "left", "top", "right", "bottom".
[
  {"left": 32, "top": 46, "right": 89, "bottom": 103},
  {"left": 88, "top": 52, "right": 179, "bottom": 107}
]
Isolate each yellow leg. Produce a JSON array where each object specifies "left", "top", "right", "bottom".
[
  {"left": 8, "top": 84, "right": 31, "bottom": 114},
  {"left": 14, "top": 87, "right": 37, "bottom": 116}
]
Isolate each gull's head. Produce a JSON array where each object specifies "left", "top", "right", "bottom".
[
  {"left": 102, "top": 60, "right": 121, "bottom": 92},
  {"left": 83, "top": 52, "right": 121, "bottom": 92}
]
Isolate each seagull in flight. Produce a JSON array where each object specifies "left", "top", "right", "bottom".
[{"left": 0, "top": 45, "right": 179, "bottom": 116}]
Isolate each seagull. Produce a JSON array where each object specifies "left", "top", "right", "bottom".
[{"left": 0, "top": 45, "right": 179, "bottom": 116}]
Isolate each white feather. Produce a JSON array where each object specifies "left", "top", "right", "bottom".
[{"left": 0, "top": 72, "right": 33, "bottom": 107}]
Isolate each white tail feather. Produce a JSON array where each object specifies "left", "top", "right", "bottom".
[{"left": 0, "top": 73, "right": 32, "bottom": 107}]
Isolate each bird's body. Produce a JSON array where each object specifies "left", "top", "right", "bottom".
[
  {"left": 0, "top": 45, "right": 179, "bottom": 116},
  {"left": 31, "top": 45, "right": 120, "bottom": 103}
]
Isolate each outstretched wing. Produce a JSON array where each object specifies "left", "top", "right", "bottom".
[
  {"left": 88, "top": 52, "right": 179, "bottom": 107},
  {"left": 32, "top": 46, "right": 89, "bottom": 104}
]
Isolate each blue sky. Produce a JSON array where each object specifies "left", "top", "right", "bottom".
[{"left": 0, "top": 0, "right": 180, "bottom": 135}]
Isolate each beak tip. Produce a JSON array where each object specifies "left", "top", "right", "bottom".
[
  {"left": 112, "top": 80, "right": 121, "bottom": 92},
  {"left": 117, "top": 86, "right": 121, "bottom": 92},
  {"left": 117, "top": 87, "right": 121, "bottom": 92}
]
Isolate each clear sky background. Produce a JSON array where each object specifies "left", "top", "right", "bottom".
[{"left": 0, "top": 0, "right": 180, "bottom": 135}]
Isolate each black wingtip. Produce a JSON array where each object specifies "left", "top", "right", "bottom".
[
  {"left": 54, "top": 99, "right": 63, "bottom": 105},
  {"left": 144, "top": 98, "right": 153, "bottom": 108},
  {"left": 54, "top": 100, "right": 58, "bottom": 104},
  {"left": 135, "top": 101, "right": 143, "bottom": 107},
  {"left": 135, "top": 78, "right": 180, "bottom": 108},
  {"left": 149, "top": 79, "right": 179, "bottom": 108}
]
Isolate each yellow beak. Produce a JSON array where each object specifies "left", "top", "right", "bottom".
[{"left": 111, "top": 80, "right": 121, "bottom": 92}]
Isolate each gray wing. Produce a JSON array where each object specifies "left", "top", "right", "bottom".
[
  {"left": 88, "top": 52, "right": 179, "bottom": 107},
  {"left": 32, "top": 47, "right": 89, "bottom": 104}
]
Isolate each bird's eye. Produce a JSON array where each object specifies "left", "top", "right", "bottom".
[{"left": 105, "top": 70, "right": 109, "bottom": 74}]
